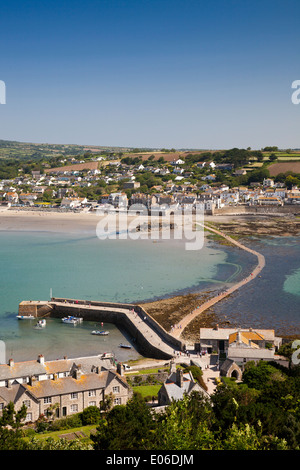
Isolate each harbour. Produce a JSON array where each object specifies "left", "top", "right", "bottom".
[{"left": 18, "top": 297, "right": 184, "bottom": 360}]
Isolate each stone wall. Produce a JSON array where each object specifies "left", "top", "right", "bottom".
[
  {"left": 214, "top": 205, "right": 300, "bottom": 216},
  {"left": 19, "top": 298, "right": 184, "bottom": 360}
]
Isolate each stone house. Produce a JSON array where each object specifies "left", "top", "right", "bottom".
[
  {"left": 199, "top": 327, "right": 287, "bottom": 377},
  {"left": 199, "top": 326, "right": 282, "bottom": 356},
  {"left": 0, "top": 355, "right": 132, "bottom": 423},
  {"left": 157, "top": 361, "right": 209, "bottom": 406}
]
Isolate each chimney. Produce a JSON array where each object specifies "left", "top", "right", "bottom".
[
  {"left": 73, "top": 365, "right": 82, "bottom": 380},
  {"left": 8, "top": 358, "right": 14, "bottom": 368},
  {"left": 7, "top": 379, "right": 12, "bottom": 388},
  {"left": 29, "top": 376, "right": 36, "bottom": 386},
  {"left": 169, "top": 360, "right": 176, "bottom": 374},
  {"left": 176, "top": 368, "right": 184, "bottom": 388},
  {"left": 117, "top": 362, "right": 124, "bottom": 376},
  {"left": 38, "top": 354, "right": 45, "bottom": 365}
]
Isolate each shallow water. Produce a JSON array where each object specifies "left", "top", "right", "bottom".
[
  {"left": 0, "top": 231, "right": 253, "bottom": 361},
  {"left": 212, "top": 236, "right": 300, "bottom": 336}
]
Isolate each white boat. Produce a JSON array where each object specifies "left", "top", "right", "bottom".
[
  {"left": 17, "top": 315, "right": 35, "bottom": 320},
  {"left": 119, "top": 343, "right": 132, "bottom": 349},
  {"left": 101, "top": 352, "right": 114, "bottom": 359},
  {"left": 34, "top": 319, "right": 46, "bottom": 329},
  {"left": 91, "top": 330, "right": 109, "bottom": 336},
  {"left": 62, "top": 316, "right": 83, "bottom": 325}
]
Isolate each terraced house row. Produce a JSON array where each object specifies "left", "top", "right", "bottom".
[{"left": 0, "top": 354, "right": 132, "bottom": 422}]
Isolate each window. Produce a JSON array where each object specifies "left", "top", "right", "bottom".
[
  {"left": 23, "top": 400, "right": 31, "bottom": 408},
  {"left": 88, "top": 390, "right": 96, "bottom": 397},
  {"left": 70, "top": 392, "right": 78, "bottom": 399},
  {"left": 89, "top": 401, "right": 96, "bottom": 407},
  {"left": 112, "top": 386, "right": 120, "bottom": 393},
  {"left": 44, "top": 397, "right": 52, "bottom": 404},
  {"left": 114, "top": 398, "right": 121, "bottom": 405},
  {"left": 70, "top": 404, "right": 78, "bottom": 413},
  {"left": 25, "top": 412, "right": 32, "bottom": 422},
  {"left": 0, "top": 403, "right": 4, "bottom": 410}
]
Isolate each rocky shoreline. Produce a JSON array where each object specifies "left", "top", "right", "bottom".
[
  {"left": 205, "top": 214, "right": 300, "bottom": 238},
  {"left": 140, "top": 215, "right": 300, "bottom": 344}
]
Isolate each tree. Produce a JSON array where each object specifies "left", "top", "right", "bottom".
[
  {"left": 0, "top": 402, "right": 28, "bottom": 450},
  {"left": 269, "top": 153, "right": 277, "bottom": 162},
  {"left": 285, "top": 174, "right": 300, "bottom": 189},
  {"left": 81, "top": 405, "right": 101, "bottom": 425},
  {"left": 92, "top": 393, "right": 156, "bottom": 450}
]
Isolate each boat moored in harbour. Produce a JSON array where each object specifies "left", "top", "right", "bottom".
[
  {"left": 62, "top": 316, "right": 83, "bottom": 325},
  {"left": 119, "top": 343, "right": 132, "bottom": 349},
  {"left": 91, "top": 330, "right": 109, "bottom": 336},
  {"left": 16, "top": 315, "right": 35, "bottom": 320},
  {"left": 34, "top": 319, "right": 46, "bottom": 329}
]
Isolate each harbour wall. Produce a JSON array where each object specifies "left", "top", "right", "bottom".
[
  {"left": 214, "top": 205, "right": 300, "bottom": 216},
  {"left": 18, "top": 298, "right": 184, "bottom": 360}
]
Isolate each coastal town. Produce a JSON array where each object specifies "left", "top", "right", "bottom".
[
  {"left": 1, "top": 143, "right": 300, "bottom": 450},
  {"left": 1, "top": 145, "right": 300, "bottom": 216}
]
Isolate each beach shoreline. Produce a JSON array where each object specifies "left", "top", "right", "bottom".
[
  {"left": 1, "top": 207, "right": 300, "bottom": 236},
  {"left": 1, "top": 208, "right": 298, "bottom": 344}
]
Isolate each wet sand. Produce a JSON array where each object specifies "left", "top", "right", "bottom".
[{"left": 0, "top": 208, "right": 287, "bottom": 344}]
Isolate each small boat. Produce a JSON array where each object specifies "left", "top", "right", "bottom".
[
  {"left": 91, "top": 330, "right": 109, "bottom": 336},
  {"left": 17, "top": 315, "right": 35, "bottom": 320},
  {"left": 101, "top": 352, "right": 114, "bottom": 359},
  {"left": 62, "top": 316, "right": 83, "bottom": 325},
  {"left": 34, "top": 319, "right": 46, "bottom": 329},
  {"left": 119, "top": 343, "right": 132, "bottom": 349}
]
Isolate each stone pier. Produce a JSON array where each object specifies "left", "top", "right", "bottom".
[{"left": 18, "top": 298, "right": 184, "bottom": 360}]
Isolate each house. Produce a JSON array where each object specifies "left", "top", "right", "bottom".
[
  {"left": 234, "top": 169, "right": 247, "bottom": 176},
  {"left": 108, "top": 192, "right": 128, "bottom": 208},
  {"left": 173, "top": 167, "right": 184, "bottom": 175},
  {"left": 203, "top": 174, "right": 216, "bottom": 181},
  {"left": 19, "top": 193, "right": 38, "bottom": 205},
  {"left": 5, "top": 192, "right": 18, "bottom": 203},
  {"left": 215, "top": 163, "right": 234, "bottom": 171},
  {"left": 32, "top": 171, "right": 41, "bottom": 180},
  {"left": 199, "top": 326, "right": 282, "bottom": 356},
  {"left": 174, "top": 158, "right": 185, "bottom": 165},
  {"left": 263, "top": 178, "right": 275, "bottom": 187},
  {"left": 256, "top": 196, "right": 283, "bottom": 206},
  {"left": 129, "top": 193, "right": 156, "bottom": 209},
  {"left": 157, "top": 361, "right": 209, "bottom": 406},
  {"left": 60, "top": 197, "right": 87, "bottom": 209},
  {"left": 0, "top": 355, "right": 132, "bottom": 423},
  {"left": 123, "top": 181, "right": 140, "bottom": 189}
]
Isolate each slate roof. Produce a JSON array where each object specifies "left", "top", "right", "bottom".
[
  {"left": 0, "top": 355, "right": 114, "bottom": 382},
  {"left": 24, "top": 372, "right": 111, "bottom": 398}
]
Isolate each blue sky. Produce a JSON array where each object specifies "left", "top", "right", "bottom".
[{"left": 0, "top": 0, "right": 299, "bottom": 149}]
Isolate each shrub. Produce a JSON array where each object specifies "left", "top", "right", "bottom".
[{"left": 81, "top": 406, "right": 101, "bottom": 425}]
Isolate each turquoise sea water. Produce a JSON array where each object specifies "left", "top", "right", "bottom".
[
  {"left": 1, "top": 230, "right": 299, "bottom": 362},
  {"left": 0, "top": 230, "right": 254, "bottom": 362}
]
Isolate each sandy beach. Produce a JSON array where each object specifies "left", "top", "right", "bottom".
[
  {"left": 0, "top": 207, "right": 269, "bottom": 234},
  {"left": 1, "top": 208, "right": 292, "bottom": 344},
  {"left": 0, "top": 208, "right": 102, "bottom": 234}
]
